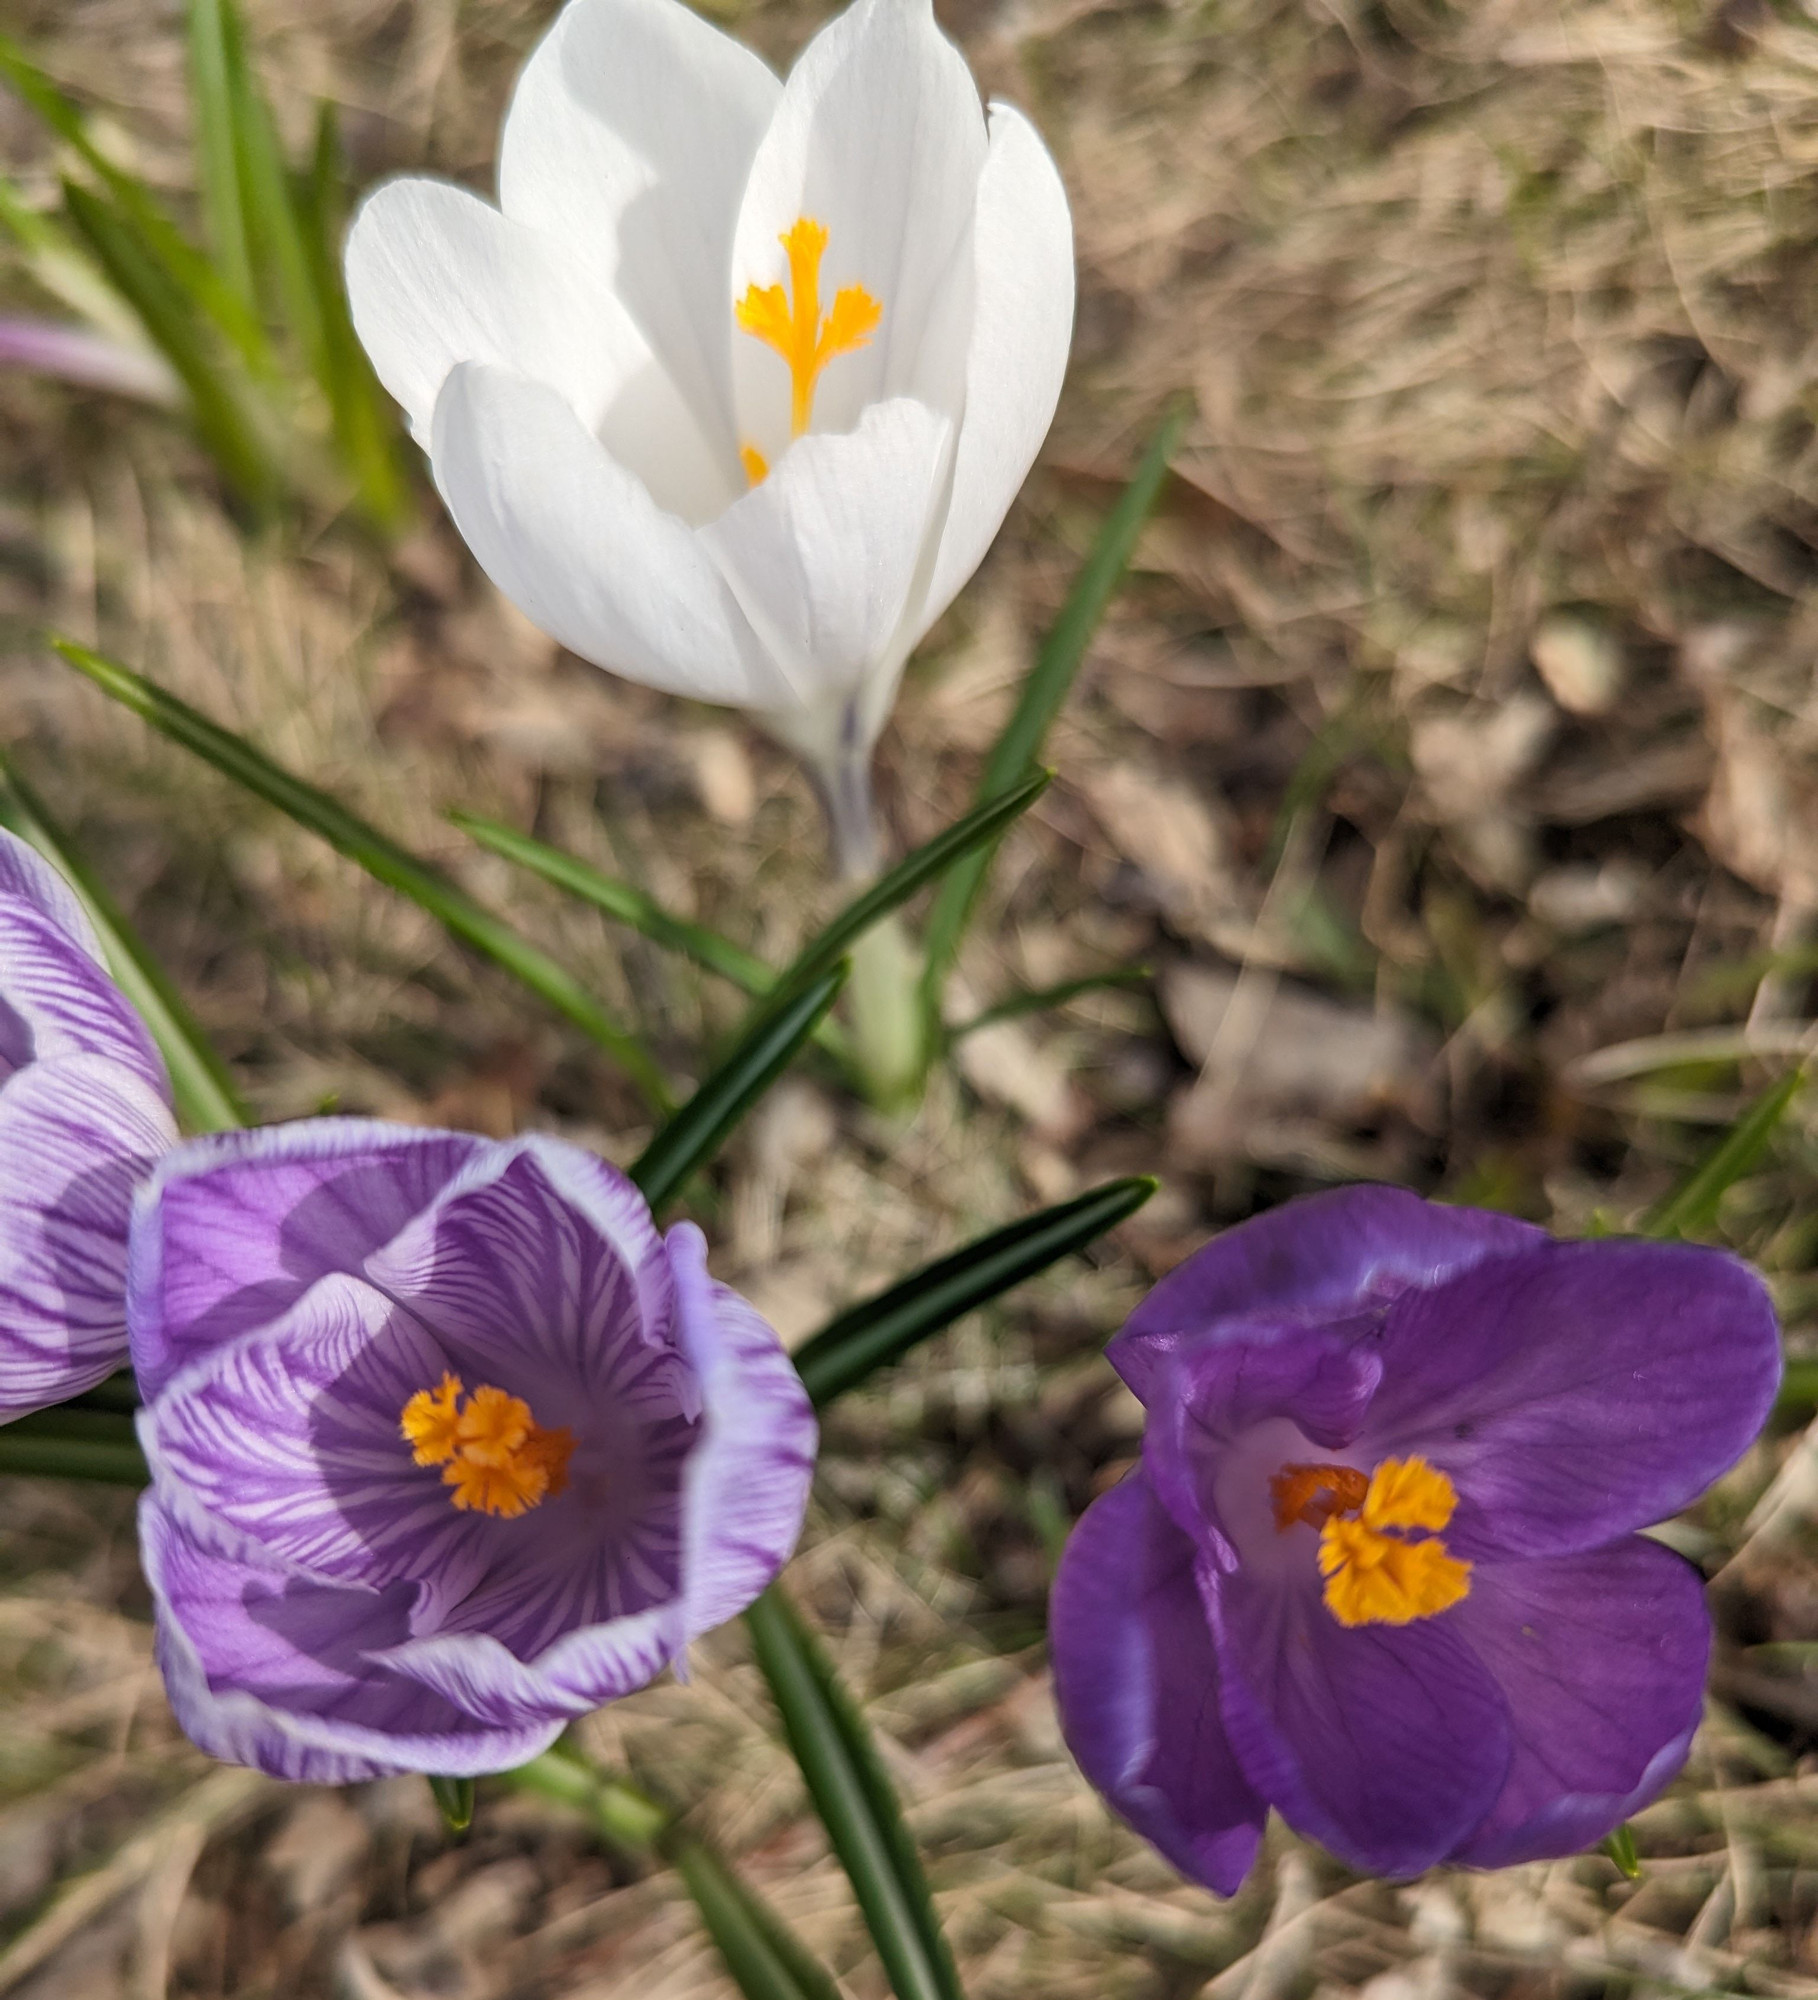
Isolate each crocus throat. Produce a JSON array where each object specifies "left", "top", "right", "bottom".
[
  {"left": 736, "top": 217, "right": 882, "bottom": 483},
  {"left": 1271, "top": 1454, "right": 1471, "bottom": 1628},
  {"left": 399, "top": 1373, "right": 575, "bottom": 1519}
]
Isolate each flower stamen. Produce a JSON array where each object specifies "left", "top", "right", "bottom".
[
  {"left": 399, "top": 1374, "right": 575, "bottom": 1519},
  {"left": 1271, "top": 1453, "right": 1471, "bottom": 1627},
  {"left": 736, "top": 217, "right": 881, "bottom": 449}
]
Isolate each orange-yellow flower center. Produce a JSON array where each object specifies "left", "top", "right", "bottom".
[
  {"left": 735, "top": 216, "right": 882, "bottom": 481},
  {"left": 1271, "top": 1454, "right": 1471, "bottom": 1628},
  {"left": 399, "top": 1373, "right": 574, "bottom": 1520}
]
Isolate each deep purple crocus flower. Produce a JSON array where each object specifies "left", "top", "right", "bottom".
[
  {"left": 132, "top": 1119, "right": 816, "bottom": 1781},
  {"left": 1049, "top": 1186, "right": 1780, "bottom": 1889},
  {"left": 0, "top": 828, "right": 175, "bottom": 1419}
]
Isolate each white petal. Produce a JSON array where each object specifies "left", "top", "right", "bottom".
[
  {"left": 922, "top": 102, "right": 1074, "bottom": 626},
  {"left": 502, "top": 0, "right": 780, "bottom": 466},
  {"left": 430, "top": 361, "right": 788, "bottom": 708},
  {"left": 700, "top": 396, "right": 949, "bottom": 734},
  {"left": 730, "top": 0, "right": 987, "bottom": 456},
  {"left": 345, "top": 177, "right": 643, "bottom": 444}
]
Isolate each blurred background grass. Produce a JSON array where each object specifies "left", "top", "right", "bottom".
[{"left": 1, "top": 0, "right": 1817, "bottom": 1993}]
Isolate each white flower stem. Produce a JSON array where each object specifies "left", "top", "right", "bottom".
[{"left": 816, "top": 734, "right": 923, "bottom": 1111}]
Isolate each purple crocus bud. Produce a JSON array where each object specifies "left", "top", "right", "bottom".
[
  {"left": 130, "top": 1119, "right": 817, "bottom": 1781},
  {"left": 0, "top": 828, "right": 175, "bottom": 1419},
  {"left": 1049, "top": 1185, "right": 1781, "bottom": 1889}
]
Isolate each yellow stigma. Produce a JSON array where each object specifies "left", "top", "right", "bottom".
[
  {"left": 740, "top": 442, "right": 770, "bottom": 487},
  {"left": 1272, "top": 1453, "right": 1472, "bottom": 1628},
  {"left": 399, "top": 1374, "right": 574, "bottom": 1519},
  {"left": 736, "top": 217, "right": 881, "bottom": 450}
]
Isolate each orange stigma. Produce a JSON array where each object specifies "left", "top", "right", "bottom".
[
  {"left": 399, "top": 1374, "right": 574, "bottom": 1519},
  {"left": 1273, "top": 1454, "right": 1471, "bottom": 1628},
  {"left": 736, "top": 217, "right": 881, "bottom": 453}
]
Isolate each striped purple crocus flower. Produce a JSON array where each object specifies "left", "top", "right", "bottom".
[
  {"left": 1049, "top": 1186, "right": 1781, "bottom": 1889},
  {"left": 131, "top": 1119, "right": 816, "bottom": 1781},
  {"left": 0, "top": 828, "right": 176, "bottom": 1419}
]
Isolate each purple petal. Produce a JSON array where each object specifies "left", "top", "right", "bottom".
[
  {"left": 1110, "top": 1187, "right": 1544, "bottom": 1408},
  {"left": 667, "top": 1222, "right": 816, "bottom": 1641},
  {"left": 1213, "top": 1565, "right": 1511, "bottom": 1878},
  {"left": 0, "top": 316, "right": 180, "bottom": 404},
  {"left": 1447, "top": 1537, "right": 1709, "bottom": 1867},
  {"left": 363, "top": 1137, "right": 678, "bottom": 1420},
  {"left": 128, "top": 1119, "right": 487, "bottom": 1396},
  {"left": 0, "top": 1055, "right": 175, "bottom": 1419},
  {"left": 140, "top": 1272, "right": 491, "bottom": 1610},
  {"left": 0, "top": 829, "right": 105, "bottom": 961},
  {"left": 1050, "top": 1472, "right": 1266, "bottom": 1895},
  {"left": 1361, "top": 1239, "right": 1782, "bottom": 1561},
  {"left": 1139, "top": 1321, "right": 1381, "bottom": 1559},
  {"left": 140, "top": 1494, "right": 564, "bottom": 1781},
  {"left": 0, "top": 899, "right": 168, "bottom": 1096},
  {"left": 374, "top": 1606, "right": 682, "bottom": 1727}
]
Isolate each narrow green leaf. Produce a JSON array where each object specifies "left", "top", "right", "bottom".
[
  {"left": 427, "top": 1775, "right": 475, "bottom": 1834},
  {"left": 630, "top": 964, "right": 847, "bottom": 1215},
  {"left": 186, "top": 0, "right": 256, "bottom": 313},
  {"left": 1599, "top": 1823, "right": 1642, "bottom": 1879},
  {"left": 52, "top": 639, "right": 670, "bottom": 1111},
  {"left": 59, "top": 181, "right": 279, "bottom": 511},
  {"left": 771, "top": 769, "right": 1050, "bottom": 1005},
  {"left": 211, "top": 0, "right": 325, "bottom": 375},
  {"left": 949, "top": 964, "right": 1149, "bottom": 1041},
  {"left": 0, "top": 1423, "right": 147, "bottom": 1484},
  {"left": 507, "top": 1750, "right": 669, "bottom": 1849},
  {"left": 508, "top": 1752, "right": 839, "bottom": 2000},
  {"left": 0, "top": 171, "right": 149, "bottom": 341},
  {"left": 668, "top": 1834, "right": 844, "bottom": 2000},
  {"left": 296, "top": 103, "right": 410, "bottom": 533},
  {"left": 0, "top": 756, "right": 250, "bottom": 1132},
  {"left": 1776, "top": 1358, "right": 1818, "bottom": 1417},
  {"left": 1641, "top": 1069, "right": 1804, "bottom": 1241},
  {"left": 451, "top": 812, "right": 774, "bottom": 997},
  {"left": 918, "top": 397, "right": 1191, "bottom": 1037},
  {"left": 793, "top": 1176, "right": 1156, "bottom": 1409},
  {"left": 745, "top": 1588, "right": 961, "bottom": 2000},
  {"left": 0, "top": 34, "right": 271, "bottom": 372}
]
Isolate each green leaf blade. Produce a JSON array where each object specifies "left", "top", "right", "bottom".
[
  {"left": 52, "top": 639, "right": 669, "bottom": 1110},
  {"left": 186, "top": 0, "right": 257, "bottom": 314},
  {"left": 0, "top": 757, "right": 249, "bottom": 1132},
  {"left": 451, "top": 812, "right": 774, "bottom": 997},
  {"left": 1641, "top": 1069, "right": 1804, "bottom": 1241},
  {"left": 745, "top": 1589, "right": 961, "bottom": 2000},
  {"left": 918, "top": 398, "right": 1191, "bottom": 1039},
  {"left": 630, "top": 964, "right": 847, "bottom": 1215},
  {"left": 793, "top": 1176, "right": 1156, "bottom": 1408}
]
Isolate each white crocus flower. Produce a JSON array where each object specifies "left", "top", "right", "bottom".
[{"left": 345, "top": 0, "right": 1074, "bottom": 870}]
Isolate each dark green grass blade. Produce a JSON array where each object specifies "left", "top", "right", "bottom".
[
  {"left": 917, "top": 399, "right": 1191, "bottom": 1037},
  {"left": 451, "top": 812, "right": 773, "bottom": 996},
  {"left": 745, "top": 1588, "right": 961, "bottom": 2000},
  {"left": 668, "top": 1834, "right": 844, "bottom": 2000},
  {"left": 630, "top": 965, "right": 846, "bottom": 1215},
  {"left": 1777, "top": 1359, "right": 1818, "bottom": 1417},
  {"left": 949, "top": 964, "right": 1149, "bottom": 1040},
  {"left": 0, "top": 35, "right": 271, "bottom": 373},
  {"left": 0, "top": 1405, "right": 147, "bottom": 1483},
  {"left": 53, "top": 639, "right": 669, "bottom": 1110},
  {"left": 427, "top": 1776, "right": 475, "bottom": 1833},
  {"left": 59, "top": 181, "right": 278, "bottom": 510},
  {"left": 210, "top": 0, "right": 331, "bottom": 393},
  {"left": 298, "top": 104, "right": 410, "bottom": 533},
  {"left": 770, "top": 770, "right": 1050, "bottom": 1004},
  {"left": 186, "top": 0, "right": 256, "bottom": 313},
  {"left": 1642, "top": 1069, "right": 1805, "bottom": 1241},
  {"left": 509, "top": 1753, "right": 839, "bottom": 2000},
  {"left": 0, "top": 756, "right": 249, "bottom": 1132},
  {"left": 792, "top": 1176, "right": 1156, "bottom": 1408}
]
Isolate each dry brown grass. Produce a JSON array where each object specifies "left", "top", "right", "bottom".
[{"left": 0, "top": 0, "right": 1817, "bottom": 1992}]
